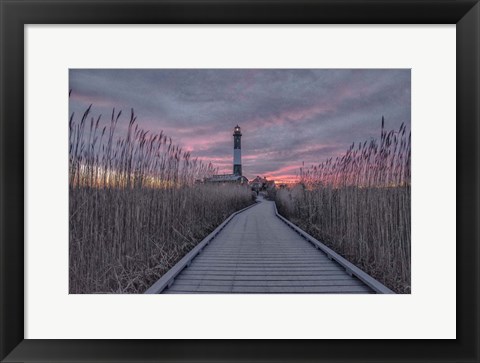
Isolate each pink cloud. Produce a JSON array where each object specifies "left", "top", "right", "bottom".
[
  {"left": 242, "top": 103, "right": 333, "bottom": 130},
  {"left": 70, "top": 92, "right": 117, "bottom": 109}
]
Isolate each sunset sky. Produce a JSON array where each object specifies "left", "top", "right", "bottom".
[{"left": 69, "top": 69, "right": 410, "bottom": 182}]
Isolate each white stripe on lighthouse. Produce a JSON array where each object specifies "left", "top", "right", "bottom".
[{"left": 234, "top": 149, "right": 241, "bottom": 165}]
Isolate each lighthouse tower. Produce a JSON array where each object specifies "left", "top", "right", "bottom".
[{"left": 233, "top": 125, "right": 242, "bottom": 176}]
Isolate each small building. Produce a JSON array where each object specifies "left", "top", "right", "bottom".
[
  {"left": 205, "top": 174, "right": 249, "bottom": 185},
  {"left": 266, "top": 180, "right": 276, "bottom": 190},
  {"left": 250, "top": 176, "right": 275, "bottom": 192}
]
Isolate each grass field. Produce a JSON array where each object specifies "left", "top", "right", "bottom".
[
  {"left": 69, "top": 106, "right": 253, "bottom": 293},
  {"left": 274, "top": 120, "right": 411, "bottom": 293}
]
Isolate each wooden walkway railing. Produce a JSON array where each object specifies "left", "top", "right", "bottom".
[{"left": 145, "top": 197, "right": 394, "bottom": 294}]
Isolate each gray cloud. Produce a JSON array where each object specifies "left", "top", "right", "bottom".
[{"left": 69, "top": 69, "right": 410, "bottom": 181}]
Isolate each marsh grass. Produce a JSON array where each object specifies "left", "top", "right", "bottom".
[
  {"left": 275, "top": 119, "right": 411, "bottom": 293},
  {"left": 69, "top": 105, "right": 253, "bottom": 293}
]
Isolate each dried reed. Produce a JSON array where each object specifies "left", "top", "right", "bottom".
[
  {"left": 69, "top": 105, "right": 253, "bottom": 293},
  {"left": 275, "top": 118, "right": 411, "bottom": 293}
]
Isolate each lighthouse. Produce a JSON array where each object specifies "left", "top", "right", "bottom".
[
  {"left": 204, "top": 125, "right": 248, "bottom": 185},
  {"left": 233, "top": 125, "right": 242, "bottom": 176}
]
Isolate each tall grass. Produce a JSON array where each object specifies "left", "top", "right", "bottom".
[
  {"left": 69, "top": 105, "right": 253, "bottom": 293},
  {"left": 275, "top": 119, "right": 411, "bottom": 293}
]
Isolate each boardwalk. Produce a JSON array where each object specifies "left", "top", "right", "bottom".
[{"left": 157, "top": 197, "right": 377, "bottom": 294}]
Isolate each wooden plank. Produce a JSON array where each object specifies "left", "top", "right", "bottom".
[
  {"left": 189, "top": 265, "right": 337, "bottom": 269},
  {"left": 174, "top": 275, "right": 354, "bottom": 281},
  {"left": 164, "top": 290, "right": 372, "bottom": 294},
  {"left": 189, "top": 266, "right": 339, "bottom": 270},
  {"left": 178, "top": 271, "right": 351, "bottom": 277},
  {"left": 192, "top": 261, "right": 332, "bottom": 265},
  {"left": 273, "top": 204, "right": 395, "bottom": 294},
  {"left": 200, "top": 255, "right": 319, "bottom": 258},
  {"left": 193, "top": 255, "right": 328, "bottom": 259},
  {"left": 184, "top": 265, "right": 344, "bottom": 270},
  {"left": 231, "top": 285, "right": 373, "bottom": 293},
  {"left": 195, "top": 252, "right": 319, "bottom": 255},
  {"left": 148, "top": 198, "right": 382, "bottom": 295},
  {"left": 189, "top": 263, "right": 338, "bottom": 266},
  {"left": 195, "top": 252, "right": 320, "bottom": 255},
  {"left": 205, "top": 246, "right": 315, "bottom": 248},
  {"left": 166, "top": 285, "right": 232, "bottom": 293},
  {"left": 181, "top": 269, "right": 345, "bottom": 274},
  {"left": 204, "top": 255, "right": 318, "bottom": 258},
  {"left": 192, "top": 260, "right": 332, "bottom": 264},
  {"left": 204, "top": 252, "right": 316, "bottom": 257},
  {"left": 190, "top": 262, "right": 336, "bottom": 267},
  {"left": 165, "top": 285, "right": 373, "bottom": 294},
  {"left": 144, "top": 202, "right": 259, "bottom": 294},
  {"left": 173, "top": 279, "right": 366, "bottom": 287}
]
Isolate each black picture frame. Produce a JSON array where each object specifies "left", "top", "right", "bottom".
[{"left": 1, "top": 1, "right": 478, "bottom": 362}]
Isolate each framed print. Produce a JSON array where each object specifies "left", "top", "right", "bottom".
[
  {"left": 67, "top": 68, "right": 403, "bottom": 296},
  {"left": 1, "top": 0, "right": 479, "bottom": 362}
]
